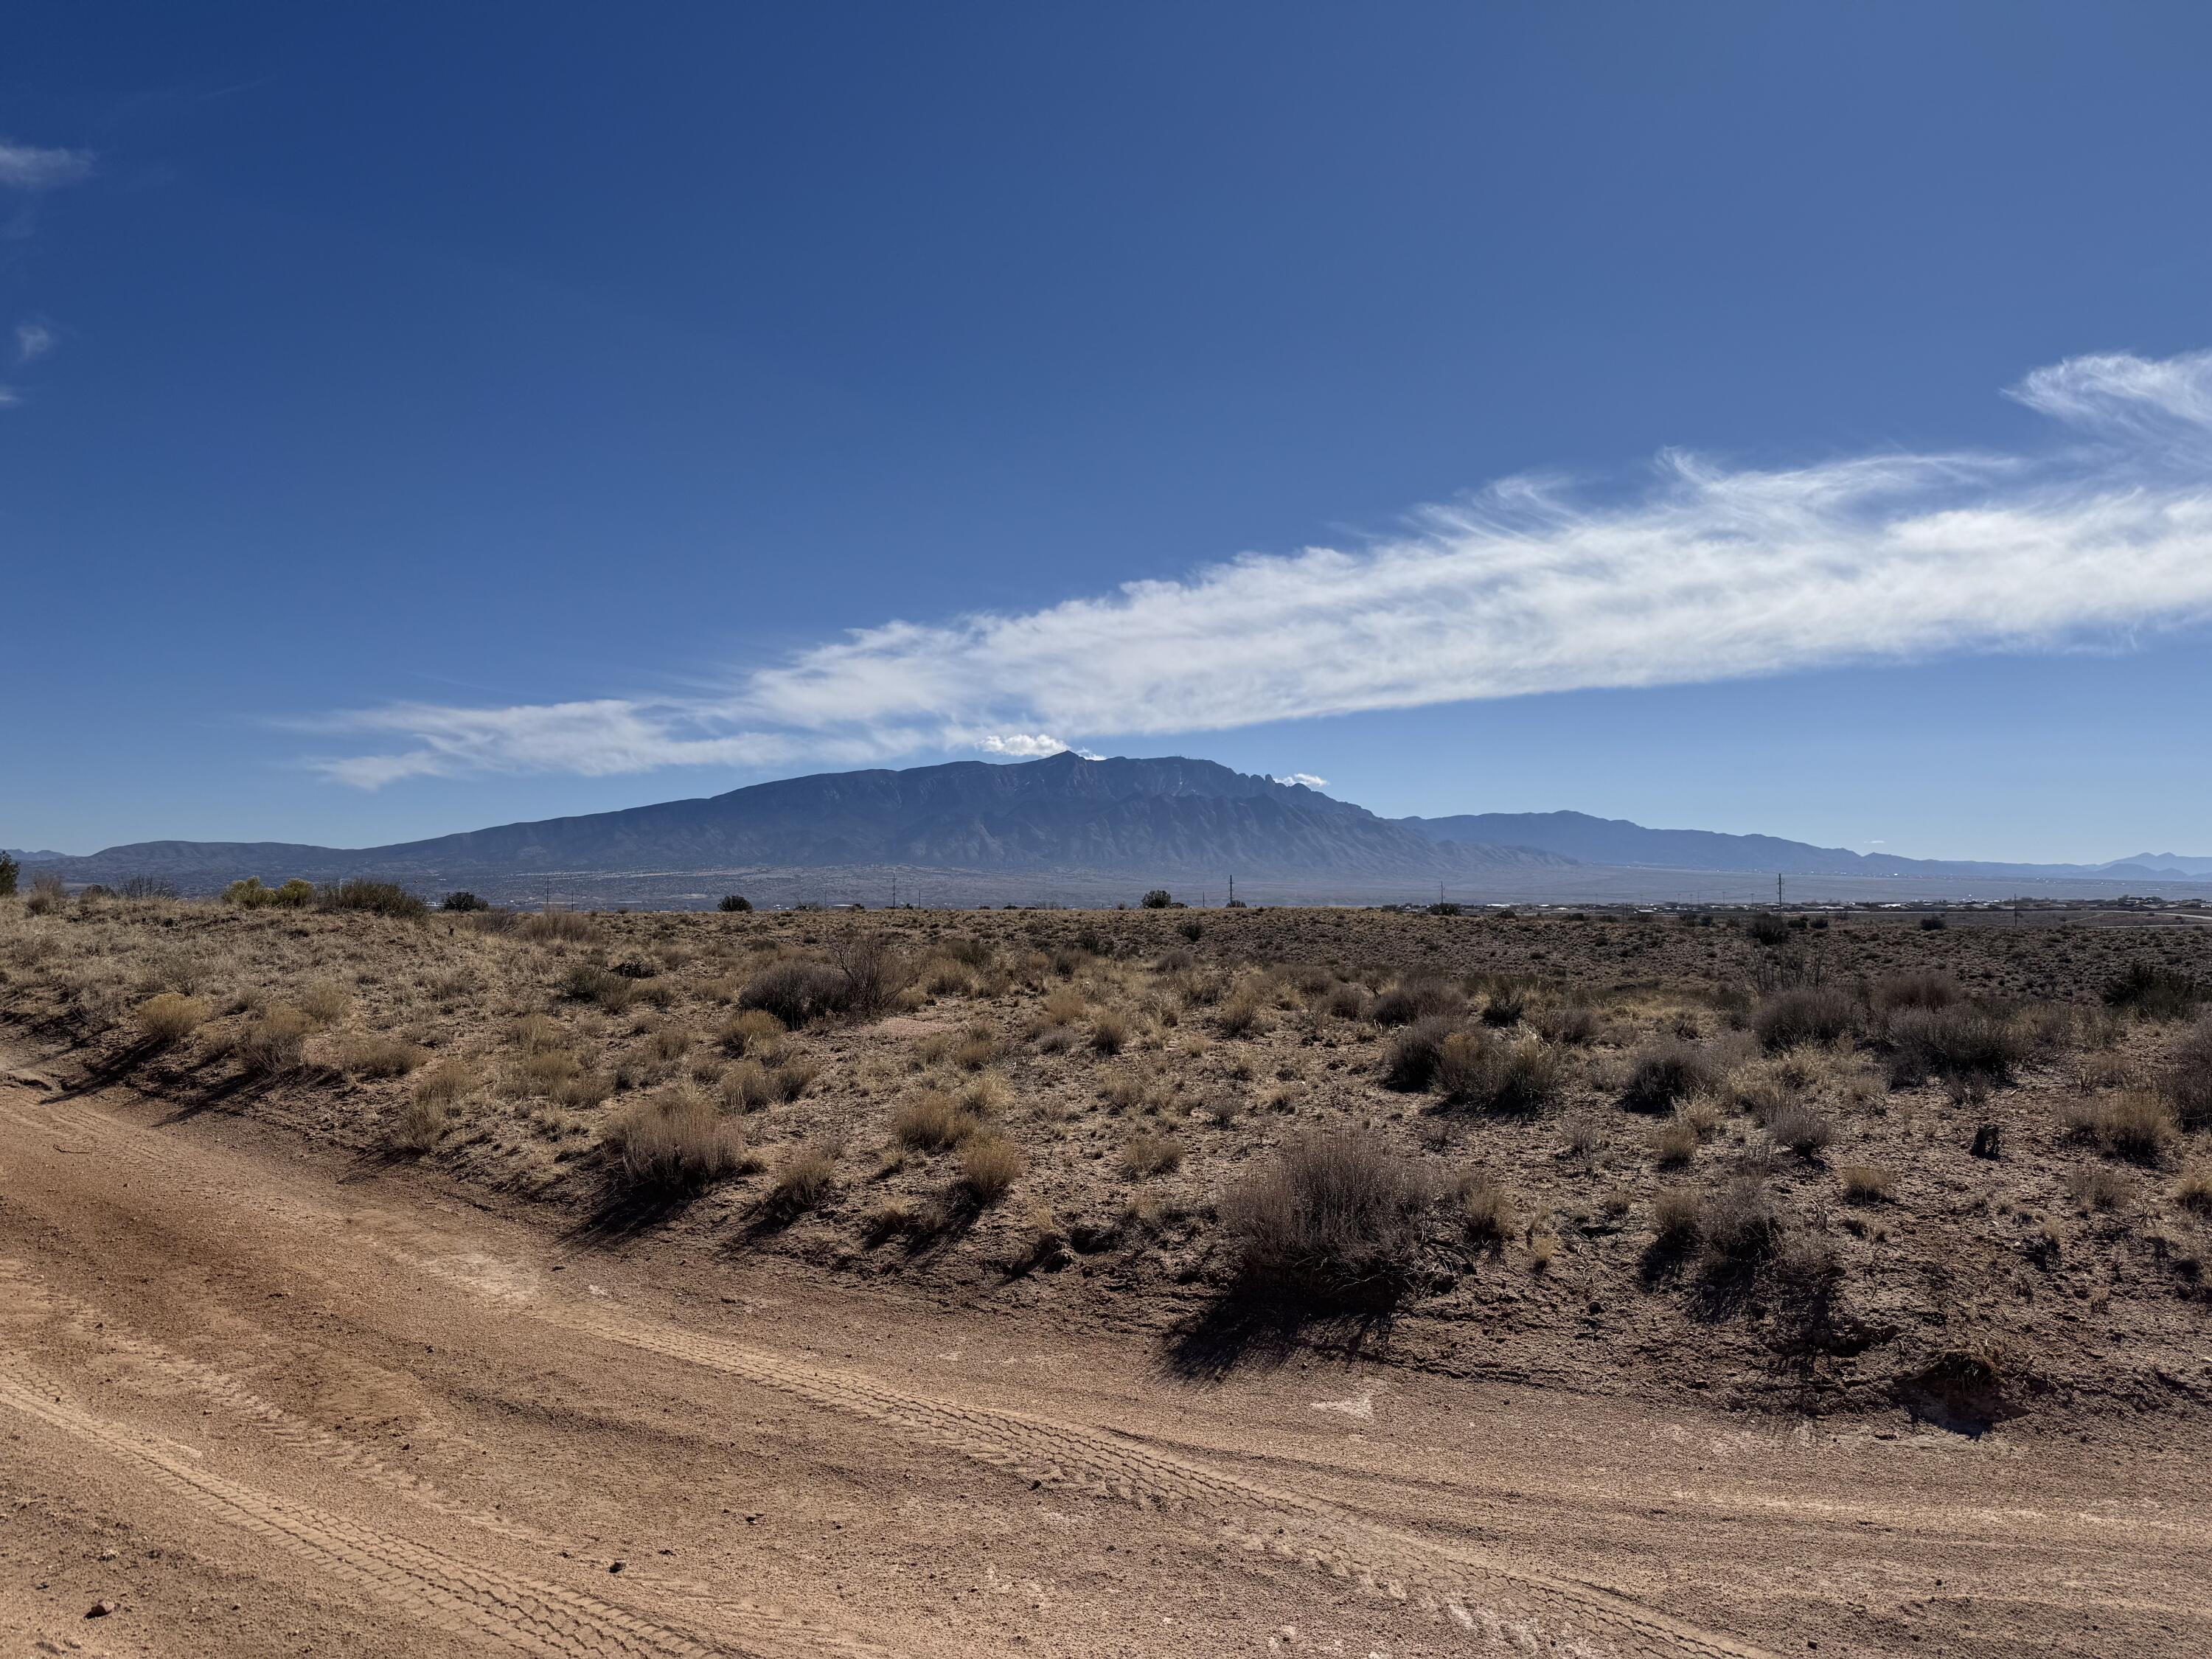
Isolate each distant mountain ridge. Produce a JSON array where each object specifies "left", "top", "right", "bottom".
[
  {"left": 16, "top": 758, "right": 2208, "bottom": 899},
  {"left": 27, "top": 754, "right": 1569, "bottom": 891},
  {"left": 1398, "top": 810, "right": 2208, "bottom": 883}
]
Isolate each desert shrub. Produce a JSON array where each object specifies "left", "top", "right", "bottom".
[
  {"left": 1218, "top": 987, "right": 1270, "bottom": 1038},
  {"left": 23, "top": 872, "right": 67, "bottom": 914},
  {"left": 719, "top": 1058, "right": 775, "bottom": 1112},
  {"left": 917, "top": 955, "right": 976, "bottom": 996},
  {"left": 1436, "top": 1031, "right": 1562, "bottom": 1114},
  {"left": 135, "top": 992, "right": 209, "bottom": 1048},
  {"left": 517, "top": 909, "right": 596, "bottom": 944},
  {"left": 0, "top": 851, "right": 15, "bottom": 897},
  {"left": 1121, "top": 1130, "right": 1183, "bottom": 1177},
  {"left": 1456, "top": 1173, "right": 1516, "bottom": 1241},
  {"left": 1383, "top": 1016, "right": 1455, "bottom": 1091},
  {"left": 607, "top": 1089, "right": 748, "bottom": 1191},
  {"left": 1535, "top": 1000, "right": 1596, "bottom": 1046},
  {"left": 440, "top": 891, "right": 485, "bottom": 912},
  {"left": 739, "top": 959, "right": 852, "bottom": 1026},
  {"left": 1176, "top": 917, "right": 1203, "bottom": 942},
  {"left": 958, "top": 1134, "right": 1023, "bottom": 1204},
  {"left": 297, "top": 980, "right": 352, "bottom": 1026},
  {"left": 1651, "top": 1186, "right": 1703, "bottom": 1248},
  {"left": 340, "top": 1034, "right": 425, "bottom": 1079},
  {"left": 1138, "top": 888, "right": 1175, "bottom": 908},
  {"left": 1700, "top": 1180, "right": 1781, "bottom": 1271},
  {"left": 1621, "top": 1040, "right": 1718, "bottom": 1113},
  {"left": 318, "top": 879, "right": 428, "bottom": 919},
  {"left": 563, "top": 962, "right": 635, "bottom": 1012},
  {"left": 718, "top": 894, "right": 753, "bottom": 912},
  {"left": 413, "top": 1062, "right": 476, "bottom": 1113},
  {"left": 1745, "top": 912, "right": 1792, "bottom": 946},
  {"left": 553, "top": 1070, "right": 613, "bottom": 1110},
  {"left": 1091, "top": 1009, "right": 1131, "bottom": 1054},
  {"left": 2165, "top": 1017, "right": 2212, "bottom": 1130},
  {"left": 771, "top": 1058, "right": 818, "bottom": 1100},
  {"left": 235, "top": 1005, "right": 313, "bottom": 1076},
  {"left": 2067, "top": 1163, "right": 2132, "bottom": 1211},
  {"left": 950, "top": 1027, "right": 999, "bottom": 1070},
  {"left": 718, "top": 1007, "right": 786, "bottom": 1059},
  {"left": 1882, "top": 1005, "right": 2023, "bottom": 1084},
  {"left": 2104, "top": 961, "right": 2205, "bottom": 1022},
  {"left": 1154, "top": 946, "right": 1197, "bottom": 974},
  {"left": 894, "top": 1089, "right": 978, "bottom": 1151},
  {"left": 1839, "top": 1164, "right": 1894, "bottom": 1203},
  {"left": 119, "top": 875, "right": 179, "bottom": 900},
  {"left": 1219, "top": 1130, "right": 1433, "bottom": 1308},
  {"left": 1767, "top": 1104, "right": 1835, "bottom": 1158},
  {"left": 1872, "top": 970, "right": 1961, "bottom": 1013},
  {"left": 389, "top": 1092, "right": 449, "bottom": 1153},
  {"left": 1652, "top": 1117, "right": 1699, "bottom": 1168},
  {"left": 2093, "top": 1089, "right": 2176, "bottom": 1162},
  {"left": 1370, "top": 975, "right": 1464, "bottom": 1027},
  {"left": 1478, "top": 981, "right": 1527, "bottom": 1028},
  {"left": 2174, "top": 1166, "right": 2212, "bottom": 1214},
  {"left": 765, "top": 1141, "right": 838, "bottom": 1216},
  {"left": 831, "top": 932, "right": 912, "bottom": 1015},
  {"left": 1753, "top": 986, "right": 1860, "bottom": 1051},
  {"left": 222, "top": 877, "right": 272, "bottom": 908}
]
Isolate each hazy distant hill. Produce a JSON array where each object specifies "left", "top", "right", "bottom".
[
  {"left": 32, "top": 754, "right": 1571, "bottom": 891},
  {"left": 1397, "top": 809, "right": 2184, "bottom": 883}
]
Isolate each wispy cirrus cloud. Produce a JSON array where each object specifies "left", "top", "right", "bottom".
[
  {"left": 15, "top": 320, "right": 56, "bottom": 363},
  {"left": 310, "top": 349, "right": 2212, "bottom": 789},
  {"left": 0, "top": 141, "right": 94, "bottom": 190}
]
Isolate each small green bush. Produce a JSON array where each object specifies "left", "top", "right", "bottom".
[{"left": 718, "top": 894, "right": 753, "bottom": 912}]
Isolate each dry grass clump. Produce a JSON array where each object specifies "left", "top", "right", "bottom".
[
  {"left": 1883, "top": 1005, "right": 2023, "bottom": 1085},
  {"left": 505, "top": 1045, "right": 582, "bottom": 1099},
  {"left": 1753, "top": 986, "right": 1859, "bottom": 1051},
  {"left": 2066, "top": 1162, "right": 2132, "bottom": 1212},
  {"left": 1120, "top": 1129, "right": 1183, "bottom": 1177},
  {"left": 718, "top": 1007, "right": 786, "bottom": 1059},
  {"left": 2167, "top": 1015, "right": 2212, "bottom": 1130},
  {"left": 1220, "top": 1130, "right": 1433, "bottom": 1307},
  {"left": 1839, "top": 1163, "right": 1895, "bottom": 1203},
  {"left": 1455, "top": 1172, "right": 1516, "bottom": 1241},
  {"left": 1534, "top": 999, "right": 1597, "bottom": 1046},
  {"left": 1652, "top": 1116, "right": 1700, "bottom": 1168},
  {"left": 951, "top": 1026, "right": 1000, "bottom": 1070},
  {"left": 297, "top": 980, "right": 352, "bottom": 1026},
  {"left": 607, "top": 1088, "right": 751, "bottom": 1191},
  {"left": 1215, "top": 988, "right": 1267, "bottom": 1038},
  {"left": 235, "top": 1006, "right": 313, "bottom": 1076},
  {"left": 1699, "top": 1179, "right": 1782, "bottom": 1272},
  {"left": 1767, "top": 1103, "right": 1835, "bottom": 1158},
  {"left": 518, "top": 909, "right": 596, "bottom": 944},
  {"left": 1383, "top": 1016, "right": 1455, "bottom": 1091},
  {"left": 339, "top": 1034, "right": 426, "bottom": 1079},
  {"left": 1040, "top": 984, "right": 1086, "bottom": 1026},
  {"left": 894, "top": 1089, "right": 981, "bottom": 1151},
  {"left": 1436, "top": 1031, "right": 1562, "bottom": 1114},
  {"left": 1871, "top": 970, "right": 1961, "bottom": 1013},
  {"left": 2174, "top": 1166, "right": 2212, "bottom": 1214},
  {"left": 765, "top": 1141, "right": 839, "bottom": 1217},
  {"left": 563, "top": 962, "right": 636, "bottom": 1012},
  {"left": 389, "top": 1076, "right": 456, "bottom": 1152},
  {"left": 1651, "top": 1186, "right": 1703, "bottom": 1249},
  {"left": 957, "top": 1134, "right": 1023, "bottom": 1204},
  {"left": 2104, "top": 961, "right": 2205, "bottom": 1023},
  {"left": 1369, "top": 975, "right": 1463, "bottom": 1027},
  {"left": 2080, "top": 1089, "right": 2177, "bottom": 1163},
  {"left": 1091, "top": 1008, "right": 1132, "bottom": 1054},
  {"left": 135, "top": 992, "right": 209, "bottom": 1048},
  {"left": 740, "top": 959, "right": 851, "bottom": 1027},
  {"left": 1622, "top": 1040, "right": 1719, "bottom": 1113}
]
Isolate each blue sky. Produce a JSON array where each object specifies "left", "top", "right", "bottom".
[{"left": 6, "top": 3, "right": 2212, "bottom": 862}]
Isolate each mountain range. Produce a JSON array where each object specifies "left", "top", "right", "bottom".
[{"left": 14, "top": 754, "right": 2210, "bottom": 902}]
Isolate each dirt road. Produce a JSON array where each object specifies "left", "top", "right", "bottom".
[{"left": 3, "top": 1054, "right": 2207, "bottom": 1658}]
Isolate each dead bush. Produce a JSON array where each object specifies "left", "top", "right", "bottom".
[
  {"left": 135, "top": 992, "right": 209, "bottom": 1048},
  {"left": 1700, "top": 1179, "right": 1781, "bottom": 1272},
  {"left": 297, "top": 980, "right": 352, "bottom": 1026},
  {"left": 2174, "top": 1166, "right": 2212, "bottom": 1213},
  {"left": 739, "top": 959, "right": 852, "bottom": 1027},
  {"left": 1753, "top": 986, "right": 1859, "bottom": 1051},
  {"left": 235, "top": 1006, "right": 313, "bottom": 1076},
  {"left": 1091, "top": 1009, "right": 1132, "bottom": 1054},
  {"left": 1652, "top": 1117, "right": 1699, "bottom": 1168},
  {"left": 1383, "top": 1017, "right": 1455, "bottom": 1091},
  {"left": 340, "top": 1034, "right": 425, "bottom": 1079},
  {"left": 1369, "top": 975, "right": 1464, "bottom": 1027},
  {"left": 2104, "top": 961, "right": 2205, "bottom": 1022},
  {"left": 1121, "top": 1130, "right": 1183, "bottom": 1178},
  {"left": 1455, "top": 1173, "right": 1516, "bottom": 1241},
  {"left": 1219, "top": 1130, "right": 1433, "bottom": 1308},
  {"left": 607, "top": 1089, "right": 750, "bottom": 1191},
  {"left": 894, "top": 1090, "right": 979, "bottom": 1151},
  {"left": 2166, "top": 1016, "right": 2212, "bottom": 1130},
  {"left": 1622, "top": 1040, "right": 1718, "bottom": 1113},
  {"left": 958, "top": 1134, "right": 1023, "bottom": 1204},
  {"left": 1216, "top": 990, "right": 1267, "bottom": 1038},
  {"left": 518, "top": 909, "right": 596, "bottom": 945},
  {"left": 2067, "top": 1162, "right": 2132, "bottom": 1211},
  {"left": 765, "top": 1141, "right": 838, "bottom": 1217},
  {"left": 2093, "top": 1089, "right": 2176, "bottom": 1163},
  {"left": 1535, "top": 1000, "right": 1597, "bottom": 1046},
  {"left": 1767, "top": 1104, "right": 1835, "bottom": 1158},
  {"left": 1882, "top": 1006, "right": 2023, "bottom": 1085},
  {"left": 1839, "top": 1164, "right": 1894, "bottom": 1203},
  {"left": 1651, "top": 1186, "right": 1703, "bottom": 1248},
  {"left": 1871, "top": 970, "right": 1961, "bottom": 1013}
]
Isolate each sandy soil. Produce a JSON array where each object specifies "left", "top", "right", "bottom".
[{"left": 4, "top": 1048, "right": 2209, "bottom": 1659}]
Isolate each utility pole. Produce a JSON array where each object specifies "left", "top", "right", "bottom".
[
  {"left": 1776, "top": 873, "right": 1784, "bottom": 908},
  {"left": 1228, "top": 874, "right": 1235, "bottom": 907}
]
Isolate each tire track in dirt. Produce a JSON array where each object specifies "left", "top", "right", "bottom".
[
  {"left": 0, "top": 1257, "right": 902, "bottom": 1659},
  {"left": 569, "top": 1310, "right": 1775, "bottom": 1659},
  {"left": 0, "top": 1365, "right": 731, "bottom": 1659}
]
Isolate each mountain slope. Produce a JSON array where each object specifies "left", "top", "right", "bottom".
[{"left": 38, "top": 755, "right": 1570, "bottom": 889}]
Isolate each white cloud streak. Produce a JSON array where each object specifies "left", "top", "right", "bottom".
[
  {"left": 15, "top": 321, "right": 55, "bottom": 363},
  {"left": 1275, "top": 773, "right": 1329, "bottom": 790},
  {"left": 311, "top": 350, "right": 2212, "bottom": 789},
  {"left": 0, "top": 142, "right": 94, "bottom": 189}
]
